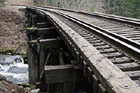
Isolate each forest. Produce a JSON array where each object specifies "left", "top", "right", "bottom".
[
  {"left": 35, "top": 0, "right": 140, "bottom": 19},
  {"left": 104, "top": 0, "right": 140, "bottom": 18}
]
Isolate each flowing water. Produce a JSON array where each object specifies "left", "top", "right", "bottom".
[{"left": 0, "top": 54, "right": 29, "bottom": 84}]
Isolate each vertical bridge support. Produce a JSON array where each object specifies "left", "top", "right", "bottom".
[{"left": 26, "top": 10, "right": 76, "bottom": 93}]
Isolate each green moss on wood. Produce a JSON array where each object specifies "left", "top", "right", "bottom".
[{"left": 26, "top": 27, "right": 37, "bottom": 32}]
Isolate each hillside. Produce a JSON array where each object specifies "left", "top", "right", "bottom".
[
  {"left": 36, "top": 0, "right": 105, "bottom": 13},
  {"left": 35, "top": 0, "right": 140, "bottom": 19}
]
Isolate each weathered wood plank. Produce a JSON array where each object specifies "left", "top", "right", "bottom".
[
  {"left": 116, "top": 63, "right": 140, "bottom": 71},
  {"left": 63, "top": 81, "right": 75, "bottom": 93},
  {"left": 87, "top": 67, "right": 92, "bottom": 84},
  {"left": 37, "top": 22, "right": 52, "bottom": 28},
  {"left": 83, "top": 61, "right": 88, "bottom": 77},
  {"left": 45, "top": 65, "right": 74, "bottom": 83},
  {"left": 125, "top": 71, "right": 140, "bottom": 80},
  {"left": 28, "top": 13, "right": 32, "bottom": 27},
  {"left": 32, "top": 15, "right": 37, "bottom": 27},
  {"left": 28, "top": 44, "right": 39, "bottom": 84},
  {"left": 99, "top": 84, "right": 107, "bottom": 93},
  {"left": 43, "top": 11, "right": 140, "bottom": 93},
  {"left": 92, "top": 75, "right": 100, "bottom": 93},
  {"left": 39, "top": 38, "right": 63, "bottom": 49},
  {"left": 39, "top": 49, "right": 45, "bottom": 79},
  {"left": 26, "top": 28, "right": 39, "bottom": 84},
  {"left": 37, "top": 27, "right": 56, "bottom": 35},
  {"left": 29, "top": 38, "right": 63, "bottom": 49}
]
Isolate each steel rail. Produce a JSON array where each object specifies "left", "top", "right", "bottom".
[
  {"left": 39, "top": 6, "right": 140, "bottom": 27},
  {"left": 34, "top": 6, "right": 140, "bottom": 47},
  {"left": 27, "top": 6, "right": 140, "bottom": 62},
  {"left": 9, "top": 4, "right": 140, "bottom": 26}
]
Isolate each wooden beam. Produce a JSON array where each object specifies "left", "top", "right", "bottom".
[
  {"left": 37, "top": 22, "right": 52, "bottom": 28},
  {"left": 29, "top": 38, "right": 63, "bottom": 49},
  {"left": 32, "top": 15, "right": 37, "bottom": 27},
  {"left": 37, "top": 27, "right": 55, "bottom": 35},
  {"left": 45, "top": 65, "right": 74, "bottom": 83},
  {"left": 36, "top": 9, "right": 46, "bottom": 18},
  {"left": 39, "top": 38, "right": 63, "bottom": 49},
  {"left": 99, "top": 84, "right": 107, "bottom": 93}
]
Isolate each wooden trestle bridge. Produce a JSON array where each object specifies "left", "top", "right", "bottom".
[{"left": 25, "top": 6, "right": 140, "bottom": 93}]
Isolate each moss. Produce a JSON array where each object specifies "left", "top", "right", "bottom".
[
  {"left": 26, "top": 27, "right": 37, "bottom": 32},
  {"left": 0, "top": 48, "right": 27, "bottom": 57},
  {"left": 24, "top": 82, "right": 36, "bottom": 90},
  {"left": 60, "top": 3, "right": 63, "bottom": 8},
  {"left": 0, "top": 0, "right": 4, "bottom": 3},
  {"left": 90, "top": 6, "right": 94, "bottom": 12},
  {"left": 0, "top": 0, "right": 5, "bottom": 7},
  {"left": 0, "top": 30, "right": 4, "bottom": 33},
  {"left": 0, "top": 48, "right": 16, "bottom": 54},
  {"left": 19, "top": 30, "right": 25, "bottom": 32},
  {"left": 15, "top": 50, "right": 27, "bottom": 58}
]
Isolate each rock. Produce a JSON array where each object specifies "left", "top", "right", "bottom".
[
  {"left": 12, "top": 89, "right": 15, "bottom": 93},
  {"left": 14, "top": 35, "right": 20, "bottom": 40},
  {"left": 30, "top": 89, "right": 40, "bottom": 93},
  {"left": 25, "top": 87, "right": 31, "bottom": 93},
  {"left": 8, "top": 66, "right": 28, "bottom": 73},
  {"left": 18, "top": 84, "right": 31, "bottom": 88},
  {"left": 0, "top": 74, "right": 6, "bottom": 80},
  {"left": 0, "top": 75, "right": 25, "bottom": 93},
  {"left": 14, "top": 58, "right": 22, "bottom": 63},
  {"left": 17, "top": 86, "right": 25, "bottom": 93}
]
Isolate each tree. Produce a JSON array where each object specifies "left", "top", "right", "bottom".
[{"left": 104, "top": 0, "right": 140, "bottom": 19}]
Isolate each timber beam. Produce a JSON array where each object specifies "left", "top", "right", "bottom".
[
  {"left": 29, "top": 38, "right": 63, "bottom": 49},
  {"left": 37, "top": 27, "right": 55, "bottom": 35},
  {"left": 37, "top": 22, "right": 52, "bottom": 28},
  {"left": 39, "top": 38, "right": 63, "bottom": 49},
  {"left": 45, "top": 64, "right": 74, "bottom": 83}
]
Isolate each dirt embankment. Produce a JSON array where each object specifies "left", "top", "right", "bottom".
[
  {"left": 0, "top": 0, "right": 32, "bottom": 92},
  {"left": 0, "top": 8, "right": 26, "bottom": 53},
  {"left": 0, "top": 0, "right": 34, "bottom": 54}
]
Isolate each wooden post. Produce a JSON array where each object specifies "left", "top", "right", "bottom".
[
  {"left": 28, "top": 42, "right": 39, "bottom": 84},
  {"left": 28, "top": 13, "right": 32, "bottom": 27},
  {"left": 32, "top": 15, "right": 38, "bottom": 27},
  {"left": 39, "top": 49, "right": 45, "bottom": 79},
  {"left": 26, "top": 27, "right": 39, "bottom": 84}
]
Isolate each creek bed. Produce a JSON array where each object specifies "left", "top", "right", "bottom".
[{"left": 0, "top": 54, "right": 29, "bottom": 84}]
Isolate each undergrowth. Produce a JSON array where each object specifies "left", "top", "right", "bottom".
[{"left": 0, "top": 0, "right": 4, "bottom": 3}]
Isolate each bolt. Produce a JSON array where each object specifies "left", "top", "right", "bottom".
[
  {"left": 123, "top": 84, "right": 130, "bottom": 89},
  {"left": 12, "top": 89, "right": 15, "bottom": 93},
  {"left": 51, "top": 74, "right": 55, "bottom": 77},
  {"left": 113, "top": 57, "right": 116, "bottom": 60},
  {"left": 132, "top": 72, "right": 135, "bottom": 75}
]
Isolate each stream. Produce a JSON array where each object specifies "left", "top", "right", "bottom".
[{"left": 0, "top": 54, "right": 29, "bottom": 84}]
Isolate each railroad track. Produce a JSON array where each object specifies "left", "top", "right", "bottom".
[
  {"left": 40, "top": 6, "right": 140, "bottom": 43},
  {"left": 25, "top": 6, "right": 140, "bottom": 93}
]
